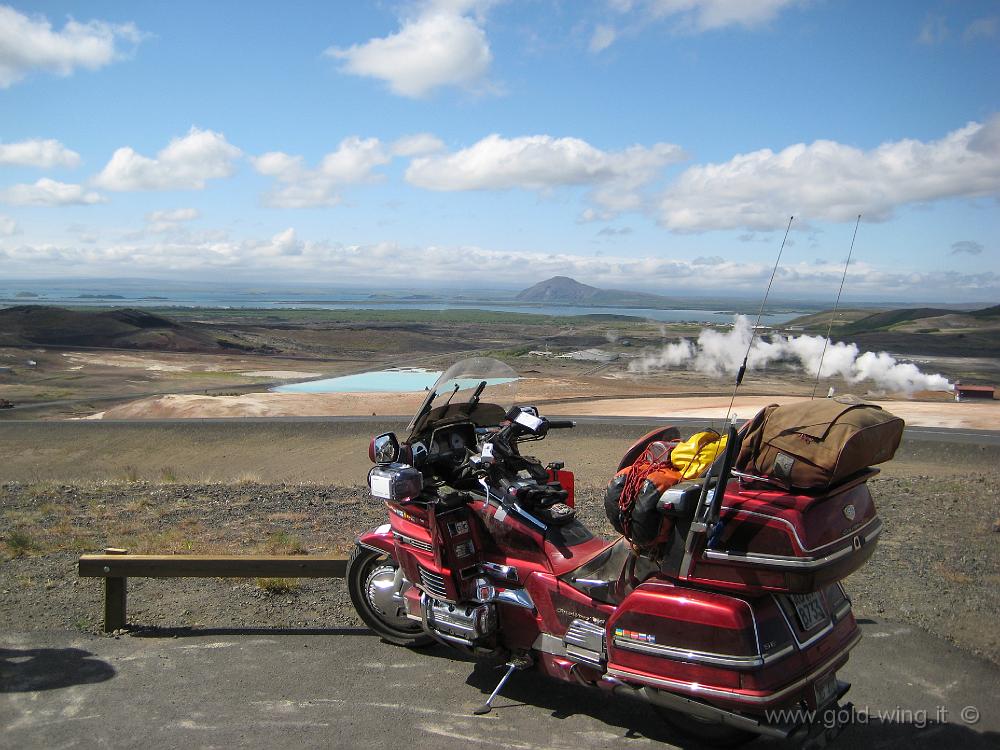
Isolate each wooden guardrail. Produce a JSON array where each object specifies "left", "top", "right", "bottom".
[{"left": 78, "top": 548, "right": 348, "bottom": 632}]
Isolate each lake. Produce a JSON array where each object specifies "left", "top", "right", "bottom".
[
  {"left": 0, "top": 286, "right": 805, "bottom": 324},
  {"left": 273, "top": 369, "right": 442, "bottom": 393}
]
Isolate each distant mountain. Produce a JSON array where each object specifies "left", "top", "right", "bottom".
[
  {"left": 0, "top": 306, "right": 258, "bottom": 352},
  {"left": 516, "top": 276, "right": 598, "bottom": 303},
  {"left": 970, "top": 304, "right": 1000, "bottom": 319},
  {"left": 515, "top": 276, "right": 679, "bottom": 308}
]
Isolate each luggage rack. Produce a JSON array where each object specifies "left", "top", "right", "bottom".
[{"left": 730, "top": 467, "right": 880, "bottom": 495}]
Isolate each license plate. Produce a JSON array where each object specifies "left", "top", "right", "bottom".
[
  {"left": 789, "top": 592, "right": 828, "bottom": 631},
  {"left": 814, "top": 672, "right": 838, "bottom": 707}
]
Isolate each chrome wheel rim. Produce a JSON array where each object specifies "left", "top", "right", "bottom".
[{"left": 364, "top": 562, "right": 417, "bottom": 631}]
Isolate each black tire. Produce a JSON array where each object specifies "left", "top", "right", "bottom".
[
  {"left": 656, "top": 707, "right": 757, "bottom": 748},
  {"left": 347, "top": 545, "right": 433, "bottom": 647}
]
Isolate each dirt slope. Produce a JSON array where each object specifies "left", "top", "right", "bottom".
[{"left": 0, "top": 306, "right": 257, "bottom": 353}]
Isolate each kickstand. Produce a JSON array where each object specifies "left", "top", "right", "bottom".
[{"left": 473, "top": 662, "right": 518, "bottom": 715}]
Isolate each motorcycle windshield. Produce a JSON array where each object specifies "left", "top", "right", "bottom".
[{"left": 407, "top": 357, "right": 519, "bottom": 432}]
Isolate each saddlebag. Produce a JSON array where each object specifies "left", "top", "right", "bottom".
[
  {"left": 682, "top": 472, "right": 884, "bottom": 593},
  {"left": 736, "top": 397, "right": 904, "bottom": 490},
  {"left": 606, "top": 579, "right": 860, "bottom": 710}
]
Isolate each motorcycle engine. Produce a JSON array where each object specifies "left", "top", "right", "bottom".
[{"left": 419, "top": 596, "right": 498, "bottom": 644}]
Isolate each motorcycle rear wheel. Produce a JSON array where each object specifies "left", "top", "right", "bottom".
[
  {"left": 347, "top": 545, "right": 433, "bottom": 647},
  {"left": 655, "top": 707, "right": 757, "bottom": 748}
]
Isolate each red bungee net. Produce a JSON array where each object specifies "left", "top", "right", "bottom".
[{"left": 617, "top": 457, "right": 672, "bottom": 540}]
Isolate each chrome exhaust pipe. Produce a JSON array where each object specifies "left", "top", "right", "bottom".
[{"left": 604, "top": 676, "right": 792, "bottom": 740}]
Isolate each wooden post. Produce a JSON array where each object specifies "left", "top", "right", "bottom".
[
  {"left": 104, "top": 577, "right": 126, "bottom": 632},
  {"left": 103, "top": 548, "right": 128, "bottom": 633}
]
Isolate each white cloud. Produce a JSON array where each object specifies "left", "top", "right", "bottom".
[
  {"left": 0, "top": 5, "right": 143, "bottom": 88},
  {"left": 407, "top": 133, "right": 685, "bottom": 218},
  {"left": 589, "top": 24, "right": 617, "bottom": 52},
  {"left": 659, "top": 115, "right": 1000, "bottom": 232},
  {"left": 0, "top": 178, "right": 104, "bottom": 206},
  {"left": 94, "top": 127, "right": 242, "bottom": 191},
  {"left": 147, "top": 208, "right": 199, "bottom": 224},
  {"left": 145, "top": 207, "right": 200, "bottom": 233},
  {"left": 326, "top": 1, "right": 493, "bottom": 97},
  {"left": 647, "top": 0, "right": 800, "bottom": 30},
  {"left": 950, "top": 240, "right": 984, "bottom": 256},
  {"left": 391, "top": 133, "right": 446, "bottom": 157},
  {"left": 0, "top": 138, "right": 80, "bottom": 168},
  {"left": 5, "top": 231, "right": 994, "bottom": 301},
  {"left": 597, "top": 225, "right": 632, "bottom": 237},
  {"left": 0, "top": 213, "right": 17, "bottom": 235},
  {"left": 964, "top": 16, "right": 997, "bottom": 41},
  {"left": 319, "top": 137, "right": 390, "bottom": 182},
  {"left": 252, "top": 152, "right": 302, "bottom": 178},
  {"left": 252, "top": 137, "right": 390, "bottom": 208},
  {"left": 263, "top": 228, "right": 305, "bottom": 256},
  {"left": 603, "top": 0, "right": 800, "bottom": 42},
  {"left": 918, "top": 14, "right": 949, "bottom": 45},
  {"left": 594, "top": 0, "right": 800, "bottom": 51}
]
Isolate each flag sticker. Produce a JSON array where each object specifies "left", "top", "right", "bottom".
[{"left": 615, "top": 627, "right": 656, "bottom": 643}]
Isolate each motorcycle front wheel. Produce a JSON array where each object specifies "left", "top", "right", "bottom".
[{"left": 347, "top": 545, "right": 433, "bottom": 647}]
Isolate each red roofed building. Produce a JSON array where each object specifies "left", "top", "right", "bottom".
[{"left": 954, "top": 383, "right": 995, "bottom": 402}]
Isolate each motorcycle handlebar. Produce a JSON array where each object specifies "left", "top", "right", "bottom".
[{"left": 545, "top": 419, "right": 576, "bottom": 429}]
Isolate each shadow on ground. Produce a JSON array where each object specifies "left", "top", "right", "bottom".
[
  {"left": 0, "top": 647, "right": 115, "bottom": 693},
  {"left": 128, "top": 625, "right": 378, "bottom": 638},
  {"left": 463, "top": 660, "right": 1000, "bottom": 750}
]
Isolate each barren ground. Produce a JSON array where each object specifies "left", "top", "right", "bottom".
[
  {"left": 4, "top": 307, "right": 997, "bottom": 421},
  {"left": 80, "top": 386, "right": 1000, "bottom": 429}
]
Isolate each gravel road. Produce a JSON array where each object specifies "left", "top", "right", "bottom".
[{"left": 3, "top": 620, "right": 998, "bottom": 750}]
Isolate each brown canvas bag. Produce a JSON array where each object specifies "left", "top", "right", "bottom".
[{"left": 736, "top": 396, "right": 905, "bottom": 489}]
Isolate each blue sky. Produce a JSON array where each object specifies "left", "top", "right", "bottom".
[{"left": 1, "top": 0, "right": 998, "bottom": 302}]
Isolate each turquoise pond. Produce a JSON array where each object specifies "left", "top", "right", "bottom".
[
  {"left": 273, "top": 370, "right": 520, "bottom": 394},
  {"left": 273, "top": 369, "right": 442, "bottom": 393}
]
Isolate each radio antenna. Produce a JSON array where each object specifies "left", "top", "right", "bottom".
[
  {"left": 722, "top": 216, "right": 794, "bottom": 426},
  {"left": 811, "top": 214, "right": 861, "bottom": 399}
]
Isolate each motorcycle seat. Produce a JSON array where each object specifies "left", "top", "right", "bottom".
[{"left": 559, "top": 537, "right": 658, "bottom": 605}]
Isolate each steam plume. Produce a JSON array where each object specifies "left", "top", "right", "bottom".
[{"left": 629, "top": 316, "right": 953, "bottom": 394}]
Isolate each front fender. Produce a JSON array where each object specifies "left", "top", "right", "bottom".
[{"left": 357, "top": 523, "right": 394, "bottom": 555}]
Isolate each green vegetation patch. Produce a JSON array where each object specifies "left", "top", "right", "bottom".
[
  {"left": 783, "top": 308, "right": 878, "bottom": 330},
  {"left": 261, "top": 530, "right": 307, "bottom": 555},
  {"left": 159, "top": 306, "right": 645, "bottom": 326},
  {"left": 4, "top": 528, "right": 36, "bottom": 556},
  {"left": 254, "top": 577, "right": 299, "bottom": 594},
  {"left": 839, "top": 307, "right": 957, "bottom": 334}
]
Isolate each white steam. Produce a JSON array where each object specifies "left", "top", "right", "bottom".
[{"left": 629, "top": 315, "right": 953, "bottom": 394}]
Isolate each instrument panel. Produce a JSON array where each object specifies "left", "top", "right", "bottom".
[{"left": 428, "top": 422, "right": 478, "bottom": 462}]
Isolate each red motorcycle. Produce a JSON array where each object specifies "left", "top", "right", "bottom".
[{"left": 348, "top": 358, "right": 883, "bottom": 746}]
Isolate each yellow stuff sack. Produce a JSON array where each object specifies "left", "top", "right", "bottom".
[{"left": 670, "top": 431, "right": 728, "bottom": 479}]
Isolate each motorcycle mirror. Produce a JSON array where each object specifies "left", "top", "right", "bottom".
[{"left": 369, "top": 432, "right": 400, "bottom": 465}]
